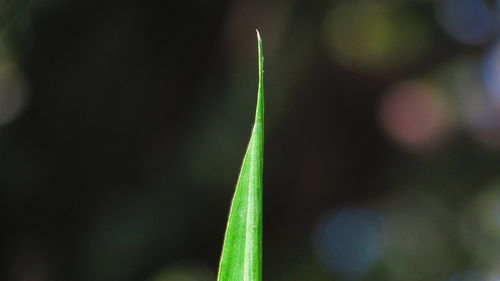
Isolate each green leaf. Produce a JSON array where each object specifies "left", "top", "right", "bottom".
[{"left": 217, "top": 30, "right": 264, "bottom": 281}]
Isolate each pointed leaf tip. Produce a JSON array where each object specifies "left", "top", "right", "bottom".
[{"left": 217, "top": 32, "right": 264, "bottom": 281}]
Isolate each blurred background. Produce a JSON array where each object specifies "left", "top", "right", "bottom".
[{"left": 1, "top": 0, "right": 500, "bottom": 280}]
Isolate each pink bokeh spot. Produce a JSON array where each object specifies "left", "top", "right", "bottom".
[{"left": 379, "top": 81, "right": 451, "bottom": 150}]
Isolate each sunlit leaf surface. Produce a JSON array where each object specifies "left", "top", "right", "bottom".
[{"left": 217, "top": 31, "right": 264, "bottom": 281}]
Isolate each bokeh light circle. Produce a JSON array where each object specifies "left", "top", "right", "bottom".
[
  {"left": 435, "top": 0, "right": 495, "bottom": 45},
  {"left": 323, "top": 0, "right": 431, "bottom": 72},
  {"left": 433, "top": 56, "right": 500, "bottom": 148},
  {"left": 380, "top": 190, "right": 456, "bottom": 280},
  {"left": 460, "top": 182, "right": 500, "bottom": 264},
  {"left": 482, "top": 41, "right": 500, "bottom": 106},
  {"left": 314, "top": 207, "right": 386, "bottom": 280},
  {"left": 378, "top": 80, "right": 452, "bottom": 150}
]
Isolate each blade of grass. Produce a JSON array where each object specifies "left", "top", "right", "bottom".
[{"left": 217, "top": 30, "right": 264, "bottom": 281}]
